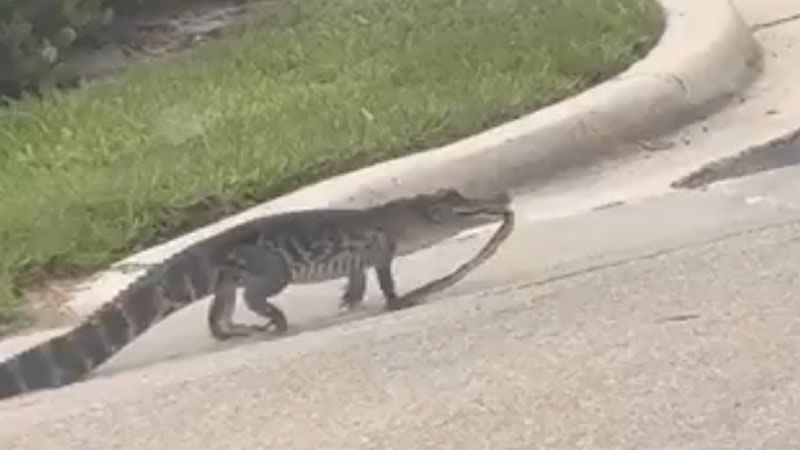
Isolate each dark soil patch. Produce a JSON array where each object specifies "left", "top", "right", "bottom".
[
  {"left": 2, "top": 0, "right": 272, "bottom": 101},
  {"left": 672, "top": 127, "right": 800, "bottom": 189}
]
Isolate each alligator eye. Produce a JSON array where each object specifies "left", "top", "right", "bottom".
[
  {"left": 445, "top": 189, "right": 460, "bottom": 198},
  {"left": 227, "top": 255, "right": 247, "bottom": 269}
]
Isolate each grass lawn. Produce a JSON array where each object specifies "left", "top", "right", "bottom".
[{"left": 0, "top": 0, "right": 664, "bottom": 332}]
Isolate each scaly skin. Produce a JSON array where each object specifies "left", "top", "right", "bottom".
[{"left": 0, "top": 189, "right": 511, "bottom": 401}]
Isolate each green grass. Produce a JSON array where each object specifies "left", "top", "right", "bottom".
[{"left": 0, "top": 0, "right": 664, "bottom": 331}]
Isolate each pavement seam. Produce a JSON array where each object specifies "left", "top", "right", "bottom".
[
  {"left": 486, "top": 214, "right": 800, "bottom": 295},
  {"left": 751, "top": 12, "right": 800, "bottom": 31}
]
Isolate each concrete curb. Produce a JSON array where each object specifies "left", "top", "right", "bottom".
[{"left": 66, "top": 0, "right": 760, "bottom": 316}]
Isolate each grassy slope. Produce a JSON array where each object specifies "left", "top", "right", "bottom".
[{"left": 0, "top": 0, "right": 664, "bottom": 330}]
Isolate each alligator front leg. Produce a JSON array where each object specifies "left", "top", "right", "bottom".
[
  {"left": 375, "top": 262, "right": 415, "bottom": 311},
  {"left": 339, "top": 265, "right": 366, "bottom": 313}
]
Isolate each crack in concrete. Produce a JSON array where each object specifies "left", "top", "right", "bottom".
[
  {"left": 751, "top": 12, "right": 800, "bottom": 31},
  {"left": 615, "top": 72, "right": 689, "bottom": 97},
  {"left": 489, "top": 214, "right": 800, "bottom": 294}
]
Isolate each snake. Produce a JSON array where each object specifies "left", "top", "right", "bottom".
[{"left": 399, "top": 209, "right": 515, "bottom": 305}]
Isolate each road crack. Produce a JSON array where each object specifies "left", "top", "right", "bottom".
[
  {"left": 751, "top": 12, "right": 800, "bottom": 32},
  {"left": 490, "top": 215, "right": 800, "bottom": 293}
]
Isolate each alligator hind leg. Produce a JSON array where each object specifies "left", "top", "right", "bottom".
[
  {"left": 242, "top": 285, "right": 289, "bottom": 334},
  {"left": 207, "top": 246, "right": 291, "bottom": 340},
  {"left": 236, "top": 245, "right": 291, "bottom": 334},
  {"left": 208, "top": 267, "right": 263, "bottom": 341}
]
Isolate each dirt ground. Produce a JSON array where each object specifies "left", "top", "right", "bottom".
[{"left": 64, "top": 0, "right": 270, "bottom": 82}]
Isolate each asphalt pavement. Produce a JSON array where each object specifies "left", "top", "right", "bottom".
[
  {"left": 2, "top": 161, "right": 800, "bottom": 449},
  {"left": 2, "top": 0, "right": 800, "bottom": 448}
]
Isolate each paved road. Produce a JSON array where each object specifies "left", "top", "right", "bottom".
[
  {"left": 3, "top": 0, "right": 800, "bottom": 444},
  {"left": 2, "top": 163, "right": 800, "bottom": 449}
]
